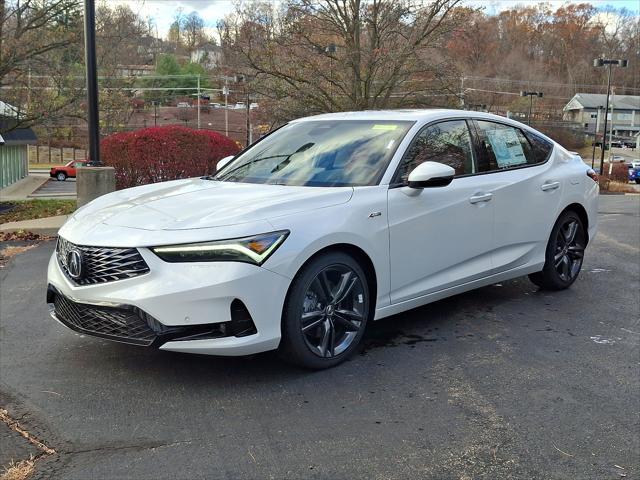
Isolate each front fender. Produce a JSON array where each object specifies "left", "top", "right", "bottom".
[{"left": 265, "top": 186, "right": 391, "bottom": 309}]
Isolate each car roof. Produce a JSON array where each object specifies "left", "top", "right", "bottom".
[{"left": 291, "top": 109, "right": 512, "bottom": 123}]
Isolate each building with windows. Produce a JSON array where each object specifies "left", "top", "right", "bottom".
[{"left": 562, "top": 93, "right": 640, "bottom": 139}]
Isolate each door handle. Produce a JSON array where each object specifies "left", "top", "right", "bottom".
[
  {"left": 469, "top": 193, "right": 493, "bottom": 204},
  {"left": 541, "top": 181, "right": 560, "bottom": 191}
]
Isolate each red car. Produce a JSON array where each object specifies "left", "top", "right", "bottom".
[{"left": 49, "top": 160, "right": 90, "bottom": 181}]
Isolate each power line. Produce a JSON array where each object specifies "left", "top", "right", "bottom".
[
  {"left": 463, "top": 75, "right": 639, "bottom": 92},
  {"left": 464, "top": 88, "right": 567, "bottom": 100}
]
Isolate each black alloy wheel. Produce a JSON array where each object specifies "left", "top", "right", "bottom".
[
  {"left": 529, "top": 210, "right": 586, "bottom": 290},
  {"left": 279, "top": 252, "right": 370, "bottom": 369}
]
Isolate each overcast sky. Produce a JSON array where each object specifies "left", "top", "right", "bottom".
[{"left": 108, "top": 0, "right": 639, "bottom": 38}]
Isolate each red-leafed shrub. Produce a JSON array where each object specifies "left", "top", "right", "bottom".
[
  {"left": 599, "top": 162, "right": 634, "bottom": 192},
  {"left": 101, "top": 126, "right": 240, "bottom": 189}
]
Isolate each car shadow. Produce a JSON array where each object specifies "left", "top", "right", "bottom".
[{"left": 57, "top": 276, "right": 543, "bottom": 387}]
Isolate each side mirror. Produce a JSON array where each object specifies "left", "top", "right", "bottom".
[
  {"left": 216, "top": 155, "right": 234, "bottom": 172},
  {"left": 407, "top": 161, "right": 455, "bottom": 189}
]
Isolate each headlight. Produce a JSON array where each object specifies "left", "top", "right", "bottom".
[{"left": 151, "top": 230, "right": 289, "bottom": 265}]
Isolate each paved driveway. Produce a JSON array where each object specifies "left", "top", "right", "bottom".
[{"left": 1, "top": 195, "right": 638, "bottom": 480}]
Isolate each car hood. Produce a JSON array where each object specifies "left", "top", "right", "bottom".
[{"left": 70, "top": 178, "right": 353, "bottom": 231}]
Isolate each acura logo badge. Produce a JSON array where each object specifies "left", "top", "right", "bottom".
[{"left": 66, "top": 249, "right": 84, "bottom": 280}]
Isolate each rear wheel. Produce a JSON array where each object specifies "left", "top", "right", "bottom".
[
  {"left": 279, "top": 252, "right": 370, "bottom": 369},
  {"left": 56, "top": 172, "right": 67, "bottom": 181},
  {"left": 529, "top": 211, "right": 586, "bottom": 290}
]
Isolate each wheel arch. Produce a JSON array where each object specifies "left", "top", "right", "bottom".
[
  {"left": 560, "top": 202, "right": 589, "bottom": 243},
  {"left": 285, "top": 243, "right": 378, "bottom": 317}
]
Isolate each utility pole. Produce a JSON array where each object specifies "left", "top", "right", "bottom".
[
  {"left": 460, "top": 75, "right": 465, "bottom": 109},
  {"left": 325, "top": 44, "right": 336, "bottom": 112},
  {"left": 223, "top": 83, "right": 229, "bottom": 137},
  {"left": 594, "top": 58, "right": 628, "bottom": 175},
  {"left": 27, "top": 66, "right": 31, "bottom": 108},
  {"left": 197, "top": 75, "right": 201, "bottom": 129},
  {"left": 246, "top": 90, "right": 251, "bottom": 146},
  {"left": 84, "top": 0, "right": 101, "bottom": 165}
]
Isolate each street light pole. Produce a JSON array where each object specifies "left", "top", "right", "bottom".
[
  {"left": 83, "top": 0, "right": 101, "bottom": 165},
  {"left": 594, "top": 58, "right": 628, "bottom": 175},
  {"left": 591, "top": 106, "right": 602, "bottom": 169},
  {"left": 520, "top": 91, "right": 543, "bottom": 126}
]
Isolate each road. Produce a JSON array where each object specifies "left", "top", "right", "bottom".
[{"left": 1, "top": 195, "right": 638, "bottom": 480}]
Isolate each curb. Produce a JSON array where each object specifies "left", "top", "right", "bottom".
[{"left": 0, "top": 215, "right": 68, "bottom": 237}]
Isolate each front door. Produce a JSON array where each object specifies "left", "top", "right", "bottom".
[{"left": 387, "top": 119, "right": 495, "bottom": 304}]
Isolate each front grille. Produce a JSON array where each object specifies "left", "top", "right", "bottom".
[
  {"left": 49, "top": 288, "right": 237, "bottom": 346},
  {"left": 57, "top": 237, "right": 149, "bottom": 286},
  {"left": 52, "top": 292, "right": 158, "bottom": 345}
]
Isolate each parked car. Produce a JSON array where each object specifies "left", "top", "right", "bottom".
[
  {"left": 176, "top": 102, "right": 191, "bottom": 108},
  {"left": 49, "top": 160, "right": 91, "bottom": 181},
  {"left": 47, "top": 110, "right": 599, "bottom": 369},
  {"left": 629, "top": 164, "right": 640, "bottom": 184}
]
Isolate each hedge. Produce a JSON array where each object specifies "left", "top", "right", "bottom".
[{"left": 101, "top": 126, "right": 240, "bottom": 189}]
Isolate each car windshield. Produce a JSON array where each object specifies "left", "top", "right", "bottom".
[{"left": 213, "top": 120, "right": 414, "bottom": 187}]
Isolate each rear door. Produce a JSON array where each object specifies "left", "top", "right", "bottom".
[
  {"left": 470, "top": 120, "right": 560, "bottom": 273},
  {"left": 387, "top": 119, "right": 496, "bottom": 304}
]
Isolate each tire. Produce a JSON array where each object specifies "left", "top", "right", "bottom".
[
  {"left": 279, "top": 251, "right": 371, "bottom": 369},
  {"left": 56, "top": 172, "right": 67, "bottom": 181},
  {"left": 635, "top": 179, "right": 640, "bottom": 184},
  {"left": 529, "top": 210, "right": 586, "bottom": 290}
]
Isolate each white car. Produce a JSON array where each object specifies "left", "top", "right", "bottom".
[{"left": 47, "top": 110, "right": 599, "bottom": 369}]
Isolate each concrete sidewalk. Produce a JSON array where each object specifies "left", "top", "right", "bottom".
[
  {"left": 0, "top": 215, "right": 67, "bottom": 237},
  {"left": 0, "top": 175, "right": 49, "bottom": 201}
]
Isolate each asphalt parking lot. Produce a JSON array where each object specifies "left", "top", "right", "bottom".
[
  {"left": 29, "top": 177, "right": 77, "bottom": 198},
  {"left": 1, "top": 195, "right": 638, "bottom": 480}
]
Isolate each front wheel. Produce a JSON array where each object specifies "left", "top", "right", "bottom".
[
  {"left": 279, "top": 252, "right": 370, "bottom": 369},
  {"left": 529, "top": 211, "right": 586, "bottom": 290},
  {"left": 56, "top": 172, "right": 67, "bottom": 181}
]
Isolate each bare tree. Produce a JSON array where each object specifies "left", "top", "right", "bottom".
[
  {"left": 0, "top": 0, "right": 83, "bottom": 132},
  {"left": 221, "top": 0, "right": 465, "bottom": 122},
  {"left": 183, "top": 11, "right": 207, "bottom": 54}
]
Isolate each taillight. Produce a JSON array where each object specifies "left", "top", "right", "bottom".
[{"left": 586, "top": 169, "right": 598, "bottom": 182}]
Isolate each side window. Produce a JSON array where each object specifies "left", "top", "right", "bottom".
[
  {"left": 395, "top": 120, "right": 475, "bottom": 183},
  {"left": 523, "top": 130, "right": 553, "bottom": 164},
  {"left": 475, "top": 121, "right": 551, "bottom": 172}
]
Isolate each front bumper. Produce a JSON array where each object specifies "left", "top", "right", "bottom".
[{"left": 47, "top": 247, "right": 291, "bottom": 356}]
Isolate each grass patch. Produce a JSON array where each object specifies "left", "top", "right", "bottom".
[
  {"left": 0, "top": 458, "right": 35, "bottom": 480},
  {"left": 601, "top": 180, "right": 638, "bottom": 193},
  {"left": 0, "top": 200, "right": 76, "bottom": 223}
]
